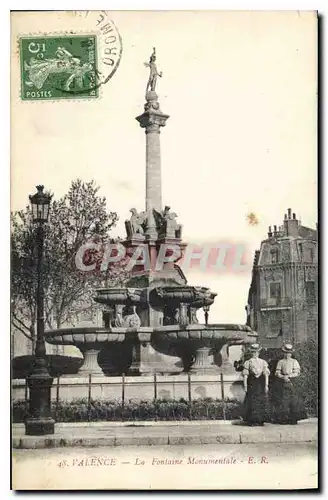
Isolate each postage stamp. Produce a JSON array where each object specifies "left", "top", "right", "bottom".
[
  {"left": 20, "top": 35, "right": 99, "bottom": 100},
  {"left": 19, "top": 12, "right": 123, "bottom": 101}
]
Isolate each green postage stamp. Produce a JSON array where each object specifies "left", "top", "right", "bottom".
[{"left": 20, "top": 35, "right": 99, "bottom": 100}]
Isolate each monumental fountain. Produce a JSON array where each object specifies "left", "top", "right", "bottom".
[{"left": 39, "top": 48, "right": 257, "bottom": 401}]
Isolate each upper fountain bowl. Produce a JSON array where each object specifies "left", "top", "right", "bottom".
[
  {"left": 94, "top": 287, "right": 144, "bottom": 306},
  {"left": 151, "top": 285, "right": 217, "bottom": 307}
]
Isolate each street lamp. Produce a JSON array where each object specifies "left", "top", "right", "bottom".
[
  {"left": 25, "top": 185, "right": 55, "bottom": 435},
  {"left": 203, "top": 304, "right": 210, "bottom": 326}
]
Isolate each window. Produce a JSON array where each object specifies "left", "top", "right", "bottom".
[
  {"left": 305, "top": 281, "right": 316, "bottom": 303},
  {"left": 299, "top": 243, "right": 303, "bottom": 260},
  {"left": 309, "top": 247, "right": 314, "bottom": 262},
  {"left": 267, "top": 310, "right": 283, "bottom": 338},
  {"left": 270, "top": 249, "right": 278, "bottom": 264},
  {"left": 304, "top": 245, "right": 315, "bottom": 262},
  {"left": 270, "top": 282, "right": 281, "bottom": 299}
]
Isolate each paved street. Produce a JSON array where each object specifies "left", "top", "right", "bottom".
[{"left": 12, "top": 442, "right": 317, "bottom": 490}]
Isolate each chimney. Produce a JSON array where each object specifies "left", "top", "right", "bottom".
[
  {"left": 284, "top": 208, "right": 299, "bottom": 237},
  {"left": 268, "top": 225, "right": 272, "bottom": 237},
  {"left": 273, "top": 225, "right": 277, "bottom": 237},
  {"left": 284, "top": 213, "right": 287, "bottom": 220}
]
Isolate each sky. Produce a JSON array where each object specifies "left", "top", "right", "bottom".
[{"left": 11, "top": 10, "right": 317, "bottom": 324}]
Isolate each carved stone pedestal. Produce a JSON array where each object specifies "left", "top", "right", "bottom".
[
  {"left": 128, "top": 339, "right": 141, "bottom": 375},
  {"left": 79, "top": 349, "right": 103, "bottom": 376},
  {"left": 189, "top": 347, "right": 219, "bottom": 375},
  {"left": 127, "top": 332, "right": 183, "bottom": 376}
]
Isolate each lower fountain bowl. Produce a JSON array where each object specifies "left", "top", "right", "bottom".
[
  {"left": 44, "top": 327, "right": 126, "bottom": 376},
  {"left": 152, "top": 323, "right": 257, "bottom": 374}
]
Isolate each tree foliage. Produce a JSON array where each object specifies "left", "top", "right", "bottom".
[
  {"left": 11, "top": 179, "right": 127, "bottom": 350},
  {"left": 293, "top": 338, "right": 318, "bottom": 416}
]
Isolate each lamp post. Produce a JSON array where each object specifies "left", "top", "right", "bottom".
[
  {"left": 25, "top": 185, "right": 55, "bottom": 436},
  {"left": 203, "top": 305, "right": 210, "bottom": 326}
]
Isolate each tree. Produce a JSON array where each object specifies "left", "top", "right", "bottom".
[
  {"left": 11, "top": 179, "right": 128, "bottom": 353},
  {"left": 11, "top": 209, "right": 38, "bottom": 353},
  {"left": 294, "top": 338, "right": 318, "bottom": 417}
]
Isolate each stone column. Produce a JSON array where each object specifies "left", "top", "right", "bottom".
[
  {"left": 145, "top": 122, "right": 162, "bottom": 212},
  {"left": 136, "top": 91, "right": 169, "bottom": 231}
]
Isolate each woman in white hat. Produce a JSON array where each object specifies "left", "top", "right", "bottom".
[
  {"left": 242, "top": 343, "right": 270, "bottom": 426},
  {"left": 273, "top": 343, "right": 301, "bottom": 424}
]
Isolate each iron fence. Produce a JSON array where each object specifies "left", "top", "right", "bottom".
[{"left": 12, "top": 372, "right": 244, "bottom": 422}]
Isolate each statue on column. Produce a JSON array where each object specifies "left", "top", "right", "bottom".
[{"left": 144, "top": 47, "right": 162, "bottom": 94}]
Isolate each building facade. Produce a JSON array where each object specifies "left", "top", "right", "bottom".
[{"left": 246, "top": 208, "right": 318, "bottom": 348}]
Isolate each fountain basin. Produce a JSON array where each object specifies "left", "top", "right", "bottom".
[
  {"left": 152, "top": 324, "right": 257, "bottom": 374},
  {"left": 151, "top": 285, "right": 216, "bottom": 307},
  {"left": 45, "top": 327, "right": 125, "bottom": 376},
  {"left": 94, "top": 287, "right": 144, "bottom": 306},
  {"left": 44, "top": 324, "right": 257, "bottom": 377},
  {"left": 155, "top": 323, "right": 255, "bottom": 341}
]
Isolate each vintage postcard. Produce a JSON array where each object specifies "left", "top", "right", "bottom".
[{"left": 11, "top": 10, "right": 318, "bottom": 490}]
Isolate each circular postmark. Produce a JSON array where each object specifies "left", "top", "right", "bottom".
[
  {"left": 56, "top": 11, "right": 123, "bottom": 97},
  {"left": 19, "top": 11, "right": 123, "bottom": 101}
]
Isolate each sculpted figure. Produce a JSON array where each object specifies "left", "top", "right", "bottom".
[
  {"left": 155, "top": 287, "right": 166, "bottom": 300},
  {"left": 123, "top": 306, "right": 141, "bottom": 328},
  {"left": 179, "top": 304, "right": 189, "bottom": 326},
  {"left": 173, "top": 308, "right": 180, "bottom": 325},
  {"left": 165, "top": 212, "right": 180, "bottom": 238},
  {"left": 162, "top": 205, "right": 171, "bottom": 219},
  {"left": 163, "top": 315, "right": 172, "bottom": 326},
  {"left": 126, "top": 288, "right": 141, "bottom": 303},
  {"left": 103, "top": 305, "right": 115, "bottom": 328},
  {"left": 144, "top": 47, "right": 162, "bottom": 94},
  {"left": 157, "top": 206, "right": 181, "bottom": 238},
  {"left": 194, "top": 286, "right": 212, "bottom": 304},
  {"left": 154, "top": 207, "right": 169, "bottom": 234},
  {"left": 126, "top": 208, "right": 146, "bottom": 237},
  {"left": 190, "top": 307, "right": 199, "bottom": 324},
  {"left": 113, "top": 305, "right": 124, "bottom": 327}
]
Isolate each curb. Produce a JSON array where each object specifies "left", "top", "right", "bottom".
[
  {"left": 12, "top": 430, "right": 317, "bottom": 449},
  {"left": 12, "top": 418, "right": 317, "bottom": 429}
]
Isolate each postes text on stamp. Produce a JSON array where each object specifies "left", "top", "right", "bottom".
[{"left": 20, "top": 35, "right": 98, "bottom": 100}]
